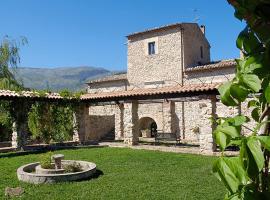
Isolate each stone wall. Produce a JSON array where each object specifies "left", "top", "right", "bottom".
[
  {"left": 86, "top": 115, "right": 115, "bottom": 141},
  {"left": 87, "top": 80, "right": 127, "bottom": 93},
  {"left": 123, "top": 101, "right": 139, "bottom": 145},
  {"left": 84, "top": 105, "right": 116, "bottom": 141},
  {"left": 183, "top": 23, "right": 210, "bottom": 67},
  {"left": 137, "top": 103, "right": 163, "bottom": 130},
  {"left": 198, "top": 97, "right": 217, "bottom": 153},
  {"left": 175, "top": 101, "right": 200, "bottom": 143},
  {"left": 184, "top": 67, "right": 235, "bottom": 85}
]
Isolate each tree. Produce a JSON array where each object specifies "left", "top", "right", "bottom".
[
  {"left": 213, "top": 0, "right": 270, "bottom": 199},
  {"left": 0, "top": 36, "right": 27, "bottom": 143},
  {"left": 0, "top": 36, "right": 26, "bottom": 90}
]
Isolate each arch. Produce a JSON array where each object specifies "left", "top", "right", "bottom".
[{"left": 138, "top": 117, "right": 158, "bottom": 138}]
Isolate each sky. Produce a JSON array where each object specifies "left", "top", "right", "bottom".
[{"left": 0, "top": 0, "right": 246, "bottom": 71}]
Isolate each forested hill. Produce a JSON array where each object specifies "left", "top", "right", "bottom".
[{"left": 14, "top": 66, "right": 113, "bottom": 91}]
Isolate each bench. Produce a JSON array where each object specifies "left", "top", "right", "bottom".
[{"left": 154, "top": 131, "right": 180, "bottom": 145}]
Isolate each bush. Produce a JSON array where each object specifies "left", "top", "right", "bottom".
[
  {"left": 39, "top": 152, "right": 54, "bottom": 169},
  {"left": 64, "top": 162, "right": 82, "bottom": 173}
]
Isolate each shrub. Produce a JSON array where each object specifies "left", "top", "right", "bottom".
[
  {"left": 64, "top": 162, "right": 82, "bottom": 173},
  {"left": 39, "top": 152, "right": 54, "bottom": 169}
]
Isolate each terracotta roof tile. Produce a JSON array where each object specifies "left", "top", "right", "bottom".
[
  {"left": 0, "top": 90, "right": 62, "bottom": 99},
  {"left": 185, "top": 59, "right": 236, "bottom": 72},
  {"left": 81, "top": 83, "right": 221, "bottom": 100},
  {"left": 87, "top": 73, "right": 127, "bottom": 84}
]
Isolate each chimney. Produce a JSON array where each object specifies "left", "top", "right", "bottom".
[{"left": 200, "top": 25, "right": 205, "bottom": 35}]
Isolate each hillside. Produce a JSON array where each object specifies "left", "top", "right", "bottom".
[{"left": 14, "top": 66, "right": 111, "bottom": 91}]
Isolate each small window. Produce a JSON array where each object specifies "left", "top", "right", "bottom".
[
  {"left": 148, "top": 42, "right": 155, "bottom": 55},
  {"left": 200, "top": 46, "right": 203, "bottom": 59}
]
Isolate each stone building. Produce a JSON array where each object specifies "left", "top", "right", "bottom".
[{"left": 79, "top": 23, "right": 240, "bottom": 153}]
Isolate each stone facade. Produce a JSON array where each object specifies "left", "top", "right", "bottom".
[
  {"left": 184, "top": 67, "right": 235, "bottom": 85},
  {"left": 127, "top": 23, "right": 210, "bottom": 88},
  {"left": 78, "top": 23, "right": 243, "bottom": 154}
]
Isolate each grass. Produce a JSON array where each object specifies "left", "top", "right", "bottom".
[{"left": 0, "top": 147, "right": 225, "bottom": 200}]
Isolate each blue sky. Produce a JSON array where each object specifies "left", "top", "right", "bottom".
[{"left": 0, "top": 0, "right": 245, "bottom": 71}]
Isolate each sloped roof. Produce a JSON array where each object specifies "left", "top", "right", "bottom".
[
  {"left": 87, "top": 73, "right": 127, "bottom": 84},
  {"left": 185, "top": 59, "right": 236, "bottom": 72},
  {"left": 126, "top": 22, "right": 203, "bottom": 38},
  {"left": 0, "top": 90, "right": 63, "bottom": 100},
  {"left": 81, "top": 83, "right": 220, "bottom": 100}
]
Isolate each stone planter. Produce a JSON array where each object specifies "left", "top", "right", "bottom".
[
  {"left": 141, "top": 129, "right": 151, "bottom": 138},
  {"left": 17, "top": 160, "right": 96, "bottom": 184},
  {"left": 35, "top": 164, "right": 65, "bottom": 174}
]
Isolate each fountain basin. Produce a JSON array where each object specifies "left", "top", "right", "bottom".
[
  {"left": 35, "top": 164, "right": 65, "bottom": 174},
  {"left": 17, "top": 160, "right": 96, "bottom": 184}
]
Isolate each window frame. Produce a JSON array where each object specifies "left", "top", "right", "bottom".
[{"left": 148, "top": 42, "right": 156, "bottom": 55}]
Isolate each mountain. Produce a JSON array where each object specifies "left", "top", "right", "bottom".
[{"left": 14, "top": 66, "right": 111, "bottom": 91}]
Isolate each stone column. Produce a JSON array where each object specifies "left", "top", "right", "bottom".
[
  {"left": 73, "top": 104, "right": 88, "bottom": 143},
  {"left": 72, "top": 112, "right": 80, "bottom": 142},
  {"left": 11, "top": 99, "right": 28, "bottom": 150},
  {"left": 115, "top": 103, "right": 124, "bottom": 140},
  {"left": 199, "top": 96, "right": 217, "bottom": 154},
  {"left": 162, "top": 101, "right": 176, "bottom": 134},
  {"left": 11, "top": 122, "right": 18, "bottom": 148},
  {"left": 123, "top": 101, "right": 139, "bottom": 145},
  {"left": 11, "top": 121, "right": 27, "bottom": 149}
]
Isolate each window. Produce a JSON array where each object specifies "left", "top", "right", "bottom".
[
  {"left": 148, "top": 42, "right": 156, "bottom": 55},
  {"left": 200, "top": 46, "right": 203, "bottom": 59}
]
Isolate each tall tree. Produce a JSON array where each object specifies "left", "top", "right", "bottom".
[{"left": 0, "top": 36, "right": 27, "bottom": 90}]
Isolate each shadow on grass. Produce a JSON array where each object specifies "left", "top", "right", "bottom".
[
  {"left": 75, "top": 169, "right": 104, "bottom": 182},
  {"left": 139, "top": 141, "right": 199, "bottom": 148},
  {"left": 0, "top": 145, "right": 108, "bottom": 159}
]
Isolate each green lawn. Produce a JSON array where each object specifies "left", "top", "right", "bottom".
[{"left": 0, "top": 147, "right": 225, "bottom": 200}]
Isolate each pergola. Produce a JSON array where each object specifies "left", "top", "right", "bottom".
[{"left": 0, "top": 83, "right": 221, "bottom": 153}]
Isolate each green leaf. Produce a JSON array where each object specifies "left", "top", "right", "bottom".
[
  {"left": 264, "top": 81, "right": 270, "bottom": 103},
  {"left": 228, "top": 138, "right": 242, "bottom": 147},
  {"left": 243, "top": 56, "right": 263, "bottom": 74},
  {"left": 213, "top": 158, "right": 241, "bottom": 194},
  {"left": 218, "top": 82, "right": 238, "bottom": 106},
  {"left": 237, "top": 27, "right": 248, "bottom": 50},
  {"left": 231, "top": 115, "right": 248, "bottom": 126},
  {"left": 257, "top": 136, "right": 270, "bottom": 151},
  {"left": 247, "top": 137, "right": 264, "bottom": 171},
  {"left": 243, "top": 32, "right": 262, "bottom": 54},
  {"left": 217, "top": 125, "right": 240, "bottom": 138},
  {"left": 240, "top": 74, "right": 261, "bottom": 92},
  {"left": 251, "top": 108, "right": 260, "bottom": 122},
  {"left": 247, "top": 100, "right": 258, "bottom": 108},
  {"left": 230, "top": 84, "right": 249, "bottom": 102},
  {"left": 215, "top": 131, "right": 229, "bottom": 151}
]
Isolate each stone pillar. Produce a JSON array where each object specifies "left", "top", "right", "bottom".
[
  {"left": 162, "top": 101, "right": 175, "bottom": 133},
  {"left": 73, "top": 104, "right": 88, "bottom": 143},
  {"left": 11, "top": 122, "right": 18, "bottom": 148},
  {"left": 199, "top": 96, "right": 217, "bottom": 154},
  {"left": 123, "top": 101, "right": 139, "bottom": 145},
  {"left": 72, "top": 112, "right": 80, "bottom": 142},
  {"left": 11, "top": 121, "right": 27, "bottom": 149},
  {"left": 115, "top": 103, "right": 124, "bottom": 140}
]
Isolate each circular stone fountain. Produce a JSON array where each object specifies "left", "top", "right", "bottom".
[{"left": 17, "top": 154, "right": 96, "bottom": 184}]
